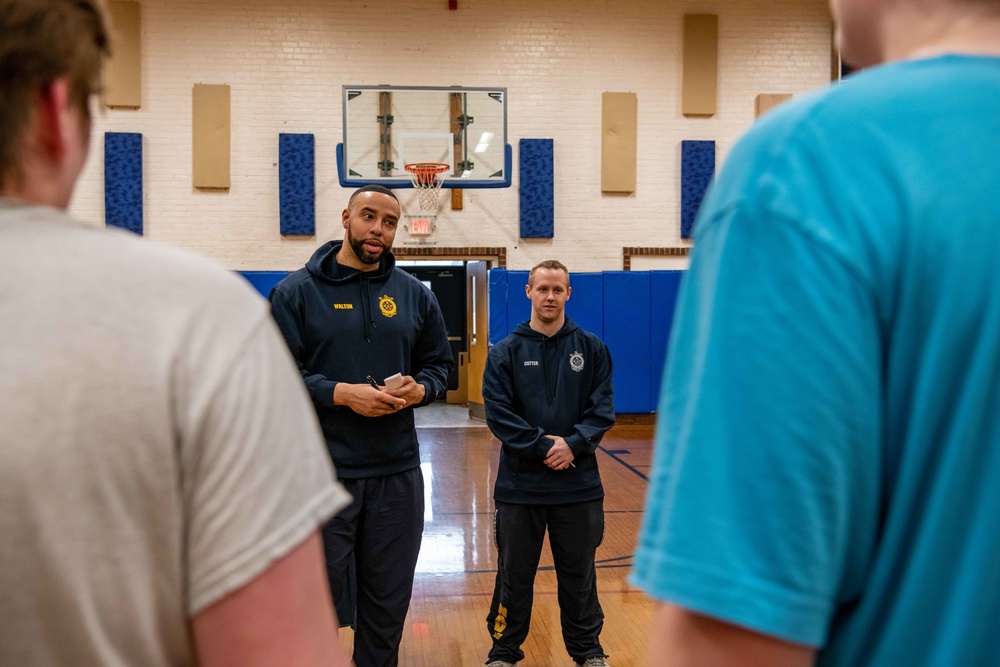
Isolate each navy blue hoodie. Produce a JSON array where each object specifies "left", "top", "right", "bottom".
[
  {"left": 268, "top": 240, "right": 452, "bottom": 479},
  {"left": 483, "top": 317, "right": 615, "bottom": 504}
]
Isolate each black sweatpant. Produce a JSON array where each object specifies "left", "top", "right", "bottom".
[
  {"left": 322, "top": 467, "right": 424, "bottom": 667},
  {"left": 486, "top": 498, "right": 607, "bottom": 665}
]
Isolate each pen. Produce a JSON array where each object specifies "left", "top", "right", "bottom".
[{"left": 365, "top": 375, "right": 380, "bottom": 390}]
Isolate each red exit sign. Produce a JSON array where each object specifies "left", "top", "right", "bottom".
[{"left": 410, "top": 218, "right": 432, "bottom": 236}]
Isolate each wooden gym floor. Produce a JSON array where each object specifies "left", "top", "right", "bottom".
[{"left": 340, "top": 407, "right": 658, "bottom": 666}]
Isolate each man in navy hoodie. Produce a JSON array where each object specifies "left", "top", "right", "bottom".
[
  {"left": 481, "top": 260, "right": 615, "bottom": 667},
  {"left": 268, "top": 184, "right": 452, "bottom": 667}
]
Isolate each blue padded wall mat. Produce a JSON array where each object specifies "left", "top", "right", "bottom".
[
  {"left": 603, "top": 271, "right": 653, "bottom": 413},
  {"left": 104, "top": 132, "right": 143, "bottom": 235},
  {"left": 681, "top": 140, "right": 715, "bottom": 239},
  {"left": 489, "top": 269, "right": 509, "bottom": 345},
  {"left": 566, "top": 272, "right": 603, "bottom": 339},
  {"left": 239, "top": 271, "right": 290, "bottom": 298},
  {"left": 650, "top": 271, "right": 685, "bottom": 408},
  {"left": 491, "top": 270, "right": 601, "bottom": 344},
  {"left": 279, "top": 134, "right": 316, "bottom": 236},
  {"left": 505, "top": 271, "right": 531, "bottom": 336},
  {"left": 519, "top": 138, "right": 554, "bottom": 239}
]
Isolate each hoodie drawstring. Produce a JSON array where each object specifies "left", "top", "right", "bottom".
[{"left": 360, "top": 278, "right": 377, "bottom": 343}]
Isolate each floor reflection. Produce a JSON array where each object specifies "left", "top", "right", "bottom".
[{"left": 398, "top": 423, "right": 656, "bottom": 665}]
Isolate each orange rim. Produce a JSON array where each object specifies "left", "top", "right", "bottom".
[{"left": 404, "top": 162, "right": 450, "bottom": 175}]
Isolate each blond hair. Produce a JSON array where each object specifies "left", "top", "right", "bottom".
[{"left": 528, "top": 260, "right": 570, "bottom": 287}]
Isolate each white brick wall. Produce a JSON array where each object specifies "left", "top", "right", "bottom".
[{"left": 71, "top": 0, "right": 832, "bottom": 272}]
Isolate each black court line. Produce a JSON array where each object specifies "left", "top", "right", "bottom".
[{"left": 433, "top": 509, "right": 644, "bottom": 517}]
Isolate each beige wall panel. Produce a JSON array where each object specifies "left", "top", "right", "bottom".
[
  {"left": 755, "top": 93, "right": 793, "bottom": 118},
  {"left": 104, "top": 1, "right": 141, "bottom": 108},
  {"left": 192, "top": 84, "right": 231, "bottom": 189},
  {"left": 682, "top": 14, "right": 719, "bottom": 116},
  {"left": 601, "top": 92, "right": 638, "bottom": 194},
  {"left": 71, "top": 0, "right": 834, "bottom": 271}
]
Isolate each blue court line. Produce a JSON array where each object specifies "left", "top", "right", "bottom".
[
  {"left": 598, "top": 444, "right": 649, "bottom": 482},
  {"left": 596, "top": 555, "right": 633, "bottom": 565},
  {"left": 457, "top": 561, "right": 632, "bottom": 576},
  {"left": 425, "top": 440, "right": 651, "bottom": 577}
]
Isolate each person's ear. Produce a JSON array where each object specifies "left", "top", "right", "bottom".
[
  {"left": 342, "top": 208, "right": 350, "bottom": 228},
  {"left": 35, "top": 78, "right": 73, "bottom": 161}
]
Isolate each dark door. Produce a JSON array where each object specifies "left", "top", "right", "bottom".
[{"left": 399, "top": 264, "right": 467, "bottom": 394}]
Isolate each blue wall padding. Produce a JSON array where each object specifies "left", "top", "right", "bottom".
[
  {"left": 650, "top": 271, "right": 685, "bottom": 408},
  {"left": 505, "top": 271, "right": 530, "bottom": 334},
  {"left": 567, "top": 273, "right": 604, "bottom": 339},
  {"left": 240, "top": 266, "right": 684, "bottom": 414},
  {"left": 519, "top": 139, "right": 554, "bottom": 238},
  {"left": 604, "top": 272, "right": 654, "bottom": 413},
  {"left": 490, "top": 271, "right": 607, "bottom": 343},
  {"left": 279, "top": 134, "right": 316, "bottom": 236},
  {"left": 104, "top": 132, "right": 143, "bottom": 235},
  {"left": 483, "top": 268, "right": 687, "bottom": 412},
  {"left": 489, "top": 269, "right": 509, "bottom": 345},
  {"left": 681, "top": 140, "right": 715, "bottom": 239},
  {"left": 239, "top": 271, "right": 290, "bottom": 298}
]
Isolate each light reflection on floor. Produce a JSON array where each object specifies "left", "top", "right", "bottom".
[
  {"left": 366, "top": 423, "right": 657, "bottom": 665},
  {"left": 416, "top": 459, "right": 489, "bottom": 574}
]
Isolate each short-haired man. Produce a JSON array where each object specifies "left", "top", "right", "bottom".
[
  {"left": 269, "top": 184, "right": 452, "bottom": 667},
  {"left": 481, "top": 260, "right": 615, "bottom": 667},
  {"left": 633, "top": 0, "right": 1000, "bottom": 665},
  {"left": 0, "top": 2, "right": 352, "bottom": 665}
]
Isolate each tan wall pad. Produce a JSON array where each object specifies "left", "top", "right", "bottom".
[
  {"left": 682, "top": 14, "right": 718, "bottom": 117},
  {"left": 602, "top": 92, "right": 637, "bottom": 194},
  {"left": 104, "top": 1, "right": 141, "bottom": 108},
  {"left": 193, "top": 84, "right": 231, "bottom": 189},
  {"left": 755, "top": 93, "right": 792, "bottom": 119}
]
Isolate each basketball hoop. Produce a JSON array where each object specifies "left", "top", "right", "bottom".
[{"left": 405, "top": 162, "right": 450, "bottom": 212}]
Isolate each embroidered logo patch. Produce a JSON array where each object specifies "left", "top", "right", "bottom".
[
  {"left": 379, "top": 295, "right": 397, "bottom": 318},
  {"left": 569, "top": 351, "right": 585, "bottom": 372}
]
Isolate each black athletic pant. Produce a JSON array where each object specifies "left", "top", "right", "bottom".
[
  {"left": 486, "top": 499, "right": 607, "bottom": 665},
  {"left": 322, "top": 467, "right": 424, "bottom": 667}
]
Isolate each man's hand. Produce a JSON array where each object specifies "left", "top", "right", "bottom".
[
  {"left": 544, "top": 435, "right": 575, "bottom": 470},
  {"left": 383, "top": 375, "right": 426, "bottom": 409},
  {"left": 333, "top": 383, "right": 405, "bottom": 417}
]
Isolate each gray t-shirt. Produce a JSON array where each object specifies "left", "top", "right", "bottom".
[{"left": 0, "top": 201, "right": 350, "bottom": 665}]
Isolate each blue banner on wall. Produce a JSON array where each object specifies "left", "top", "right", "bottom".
[
  {"left": 279, "top": 134, "right": 316, "bottom": 236},
  {"left": 519, "top": 138, "right": 555, "bottom": 239},
  {"left": 104, "top": 132, "right": 143, "bottom": 235},
  {"left": 681, "top": 140, "right": 715, "bottom": 239}
]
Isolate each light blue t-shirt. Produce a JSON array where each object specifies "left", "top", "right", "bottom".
[{"left": 632, "top": 55, "right": 1000, "bottom": 666}]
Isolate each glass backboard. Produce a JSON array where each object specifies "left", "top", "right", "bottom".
[{"left": 338, "top": 85, "right": 510, "bottom": 189}]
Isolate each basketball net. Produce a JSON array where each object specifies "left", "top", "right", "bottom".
[{"left": 405, "top": 163, "right": 450, "bottom": 212}]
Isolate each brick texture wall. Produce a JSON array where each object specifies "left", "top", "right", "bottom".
[{"left": 71, "top": 0, "right": 832, "bottom": 272}]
